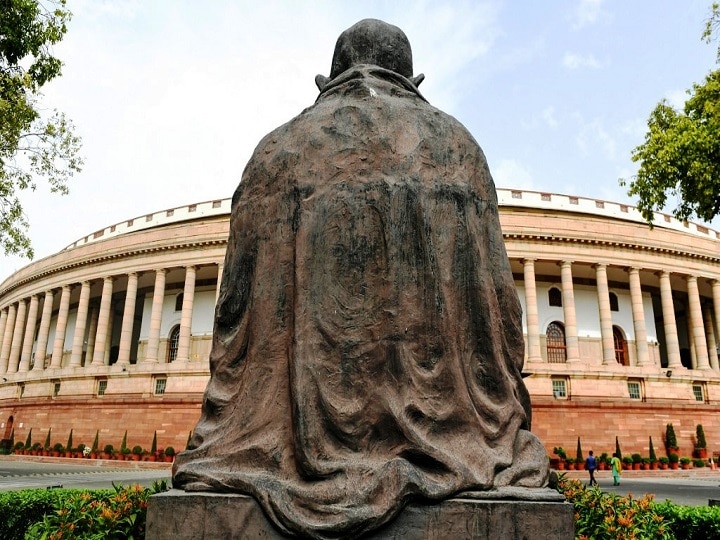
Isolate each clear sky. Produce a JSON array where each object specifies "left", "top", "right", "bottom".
[{"left": 1, "top": 0, "right": 717, "bottom": 281}]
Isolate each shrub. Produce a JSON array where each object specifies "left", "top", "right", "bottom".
[
  {"left": 659, "top": 456, "right": 670, "bottom": 465},
  {"left": 697, "top": 424, "right": 708, "bottom": 450},
  {"left": 132, "top": 445, "right": 143, "bottom": 455},
  {"left": 615, "top": 436, "right": 623, "bottom": 461},
  {"left": 650, "top": 436, "right": 657, "bottom": 461},
  {"left": 622, "top": 456, "right": 633, "bottom": 466},
  {"left": 669, "top": 452, "right": 680, "bottom": 464},
  {"left": 0, "top": 489, "right": 75, "bottom": 540},
  {"left": 43, "top": 428, "right": 52, "bottom": 450},
  {"left": 576, "top": 437, "right": 583, "bottom": 462},
  {"left": 164, "top": 446, "right": 176, "bottom": 457},
  {"left": 632, "top": 453, "right": 643, "bottom": 464},
  {"left": 150, "top": 431, "right": 157, "bottom": 454},
  {"left": 120, "top": 430, "right": 128, "bottom": 452},
  {"left": 104, "top": 444, "right": 114, "bottom": 455},
  {"left": 53, "top": 443, "right": 64, "bottom": 453},
  {"left": 66, "top": 429, "right": 73, "bottom": 452},
  {"left": 666, "top": 423, "right": 678, "bottom": 450},
  {"left": 24, "top": 428, "right": 32, "bottom": 450},
  {"left": 680, "top": 457, "right": 692, "bottom": 466},
  {"left": 92, "top": 430, "right": 100, "bottom": 452},
  {"left": 655, "top": 501, "right": 720, "bottom": 540},
  {"left": 694, "top": 458, "right": 706, "bottom": 468},
  {"left": 553, "top": 446, "right": 567, "bottom": 460}
]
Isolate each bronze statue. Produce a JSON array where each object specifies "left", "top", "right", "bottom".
[{"left": 173, "top": 18, "right": 550, "bottom": 539}]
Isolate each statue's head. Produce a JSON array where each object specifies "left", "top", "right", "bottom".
[{"left": 317, "top": 19, "right": 424, "bottom": 91}]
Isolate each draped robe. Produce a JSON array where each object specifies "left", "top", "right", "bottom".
[{"left": 173, "top": 66, "right": 549, "bottom": 539}]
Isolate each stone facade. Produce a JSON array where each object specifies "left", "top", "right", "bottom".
[{"left": 1, "top": 191, "right": 719, "bottom": 459}]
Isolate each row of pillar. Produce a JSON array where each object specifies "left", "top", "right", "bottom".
[
  {"left": 522, "top": 259, "right": 720, "bottom": 370},
  {"left": 0, "top": 264, "right": 223, "bottom": 376}
]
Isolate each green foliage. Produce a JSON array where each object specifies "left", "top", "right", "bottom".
[
  {"left": 622, "top": 67, "right": 720, "bottom": 225},
  {"left": 120, "top": 431, "right": 127, "bottom": 452},
  {"left": 615, "top": 436, "right": 622, "bottom": 461},
  {"left": 631, "top": 453, "right": 643, "bottom": 464},
  {"left": 703, "top": 2, "right": 720, "bottom": 63},
  {"left": 557, "top": 475, "right": 673, "bottom": 539},
  {"left": 0, "top": 0, "right": 83, "bottom": 257},
  {"left": 650, "top": 436, "right": 657, "bottom": 461},
  {"left": 92, "top": 430, "right": 99, "bottom": 452},
  {"left": 669, "top": 452, "right": 680, "bottom": 464},
  {"left": 553, "top": 446, "right": 567, "bottom": 460},
  {"left": 575, "top": 437, "right": 583, "bottom": 462},
  {"left": 132, "top": 445, "right": 142, "bottom": 455},
  {"left": 656, "top": 501, "right": 720, "bottom": 540},
  {"left": 26, "top": 481, "right": 169, "bottom": 540},
  {"left": 696, "top": 424, "right": 708, "bottom": 449},
  {"left": 65, "top": 428, "right": 73, "bottom": 452},
  {"left": 150, "top": 431, "right": 157, "bottom": 454},
  {"left": 694, "top": 458, "right": 706, "bottom": 467},
  {"left": 666, "top": 423, "right": 679, "bottom": 450},
  {"left": 43, "top": 428, "right": 51, "bottom": 450},
  {"left": 103, "top": 444, "right": 113, "bottom": 455},
  {"left": 24, "top": 428, "right": 31, "bottom": 449},
  {"left": 0, "top": 488, "right": 76, "bottom": 540},
  {"left": 164, "top": 446, "right": 175, "bottom": 457},
  {"left": 659, "top": 456, "right": 670, "bottom": 465}
]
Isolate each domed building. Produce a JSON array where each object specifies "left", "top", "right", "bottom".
[{"left": 0, "top": 190, "right": 718, "bottom": 459}]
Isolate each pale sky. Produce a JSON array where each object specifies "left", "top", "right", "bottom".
[{"left": 1, "top": 0, "right": 717, "bottom": 281}]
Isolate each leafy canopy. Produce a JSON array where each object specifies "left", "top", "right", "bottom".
[
  {"left": 0, "top": 0, "right": 83, "bottom": 258},
  {"left": 621, "top": 3, "right": 720, "bottom": 225}
]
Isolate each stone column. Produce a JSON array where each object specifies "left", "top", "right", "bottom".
[
  {"left": 0, "top": 304, "right": 16, "bottom": 373},
  {"left": 628, "top": 267, "right": 650, "bottom": 366},
  {"left": 146, "top": 269, "right": 166, "bottom": 363},
  {"left": 0, "top": 309, "right": 7, "bottom": 373},
  {"left": 33, "top": 291, "right": 54, "bottom": 371},
  {"left": 687, "top": 275, "right": 710, "bottom": 369},
  {"left": 84, "top": 305, "right": 98, "bottom": 366},
  {"left": 216, "top": 262, "right": 224, "bottom": 303},
  {"left": 117, "top": 272, "right": 138, "bottom": 365},
  {"left": 560, "top": 261, "right": 580, "bottom": 362},
  {"left": 19, "top": 295, "right": 40, "bottom": 372},
  {"left": 7, "top": 299, "right": 27, "bottom": 373},
  {"left": 522, "top": 259, "right": 542, "bottom": 363},
  {"left": 703, "top": 304, "right": 718, "bottom": 370},
  {"left": 659, "top": 271, "right": 682, "bottom": 368},
  {"left": 50, "top": 285, "right": 72, "bottom": 368},
  {"left": 69, "top": 281, "right": 91, "bottom": 368},
  {"left": 595, "top": 264, "right": 615, "bottom": 365},
  {"left": 177, "top": 266, "right": 196, "bottom": 362},
  {"left": 92, "top": 277, "right": 114, "bottom": 366}
]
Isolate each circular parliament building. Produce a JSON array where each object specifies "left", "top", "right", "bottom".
[{"left": 1, "top": 189, "right": 719, "bottom": 458}]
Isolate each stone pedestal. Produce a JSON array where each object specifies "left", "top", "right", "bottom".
[{"left": 146, "top": 489, "right": 574, "bottom": 539}]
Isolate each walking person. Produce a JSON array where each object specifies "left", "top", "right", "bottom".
[
  {"left": 585, "top": 450, "right": 598, "bottom": 486},
  {"left": 611, "top": 452, "right": 622, "bottom": 486}
]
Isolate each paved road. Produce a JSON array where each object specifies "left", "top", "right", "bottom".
[{"left": 0, "top": 459, "right": 172, "bottom": 491}]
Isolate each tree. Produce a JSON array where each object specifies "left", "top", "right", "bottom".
[
  {"left": 0, "top": 0, "right": 82, "bottom": 258},
  {"left": 621, "top": 4, "right": 720, "bottom": 225}
]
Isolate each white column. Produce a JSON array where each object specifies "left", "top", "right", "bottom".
[
  {"left": 0, "top": 304, "right": 16, "bottom": 373},
  {"left": 595, "top": 264, "right": 615, "bottom": 365},
  {"left": 712, "top": 280, "right": 720, "bottom": 371},
  {"left": 0, "top": 309, "right": 7, "bottom": 373},
  {"left": 117, "top": 272, "right": 138, "bottom": 365},
  {"left": 177, "top": 266, "right": 196, "bottom": 362},
  {"left": 33, "top": 291, "right": 54, "bottom": 371},
  {"left": 92, "top": 277, "right": 114, "bottom": 366},
  {"left": 50, "top": 285, "right": 72, "bottom": 368},
  {"left": 560, "top": 261, "right": 580, "bottom": 362},
  {"left": 215, "top": 262, "right": 224, "bottom": 303},
  {"left": 523, "top": 259, "right": 542, "bottom": 363},
  {"left": 687, "top": 275, "right": 710, "bottom": 369},
  {"left": 69, "top": 281, "right": 91, "bottom": 368},
  {"left": 628, "top": 267, "right": 650, "bottom": 366},
  {"left": 146, "top": 269, "right": 166, "bottom": 363},
  {"left": 703, "top": 304, "right": 718, "bottom": 370},
  {"left": 7, "top": 299, "right": 27, "bottom": 373},
  {"left": 659, "top": 271, "right": 682, "bottom": 368},
  {"left": 18, "top": 295, "right": 40, "bottom": 372},
  {"left": 84, "top": 305, "right": 98, "bottom": 367}
]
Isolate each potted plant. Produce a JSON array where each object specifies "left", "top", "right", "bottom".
[
  {"left": 103, "top": 444, "right": 114, "bottom": 460},
  {"left": 43, "top": 428, "right": 52, "bottom": 456},
  {"left": 13, "top": 441, "right": 24, "bottom": 454},
  {"left": 575, "top": 437, "right": 584, "bottom": 470},
  {"left": 621, "top": 456, "right": 633, "bottom": 470},
  {"left": 147, "top": 431, "right": 158, "bottom": 462},
  {"left": 91, "top": 430, "right": 100, "bottom": 459},
  {"left": 31, "top": 442, "right": 42, "bottom": 456},
  {"left": 669, "top": 452, "right": 680, "bottom": 469},
  {"left": 642, "top": 457, "right": 651, "bottom": 470},
  {"left": 76, "top": 443, "right": 86, "bottom": 458},
  {"left": 694, "top": 424, "right": 708, "bottom": 459},
  {"left": 131, "top": 445, "right": 143, "bottom": 461},
  {"left": 120, "top": 446, "right": 131, "bottom": 460},
  {"left": 693, "top": 458, "right": 706, "bottom": 468},
  {"left": 552, "top": 446, "right": 567, "bottom": 470},
  {"left": 598, "top": 452, "right": 609, "bottom": 471},
  {"left": 631, "top": 453, "right": 642, "bottom": 470},
  {"left": 665, "top": 423, "right": 679, "bottom": 454},
  {"left": 23, "top": 428, "right": 32, "bottom": 455},
  {"left": 65, "top": 429, "right": 74, "bottom": 458},
  {"left": 680, "top": 457, "right": 692, "bottom": 469},
  {"left": 659, "top": 456, "right": 669, "bottom": 469},
  {"left": 52, "top": 443, "right": 64, "bottom": 457},
  {"left": 164, "top": 446, "right": 176, "bottom": 462}
]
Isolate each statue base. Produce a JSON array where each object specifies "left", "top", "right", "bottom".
[{"left": 146, "top": 489, "right": 574, "bottom": 539}]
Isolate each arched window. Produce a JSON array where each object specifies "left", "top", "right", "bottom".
[
  {"left": 167, "top": 325, "right": 180, "bottom": 363},
  {"left": 175, "top": 293, "right": 184, "bottom": 312},
  {"left": 3, "top": 415, "right": 14, "bottom": 440},
  {"left": 613, "top": 326, "right": 628, "bottom": 366},
  {"left": 546, "top": 321, "right": 567, "bottom": 363},
  {"left": 609, "top": 292, "right": 619, "bottom": 312},
  {"left": 548, "top": 287, "right": 562, "bottom": 307}
]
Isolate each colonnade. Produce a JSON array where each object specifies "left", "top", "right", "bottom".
[
  {"left": 0, "top": 264, "right": 220, "bottom": 376},
  {"left": 521, "top": 259, "right": 720, "bottom": 371}
]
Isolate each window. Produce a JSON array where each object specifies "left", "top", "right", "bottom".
[
  {"left": 167, "top": 325, "right": 180, "bottom": 363},
  {"left": 627, "top": 380, "right": 642, "bottom": 400},
  {"left": 693, "top": 384, "right": 705, "bottom": 402},
  {"left": 609, "top": 292, "right": 619, "bottom": 312},
  {"left": 614, "top": 326, "right": 628, "bottom": 366},
  {"left": 546, "top": 321, "right": 567, "bottom": 363},
  {"left": 97, "top": 380, "right": 107, "bottom": 396},
  {"left": 552, "top": 378, "right": 568, "bottom": 399},
  {"left": 52, "top": 381, "right": 61, "bottom": 397},
  {"left": 155, "top": 378, "right": 167, "bottom": 396},
  {"left": 175, "top": 293, "right": 184, "bottom": 312},
  {"left": 548, "top": 287, "right": 562, "bottom": 307}
]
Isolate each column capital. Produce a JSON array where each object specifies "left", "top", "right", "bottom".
[
  {"left": 592, "top": 262, "right": 608, "bottom": 270},
  {"left": 522, "top": 258, "right": 536, "bottom": 265}
]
